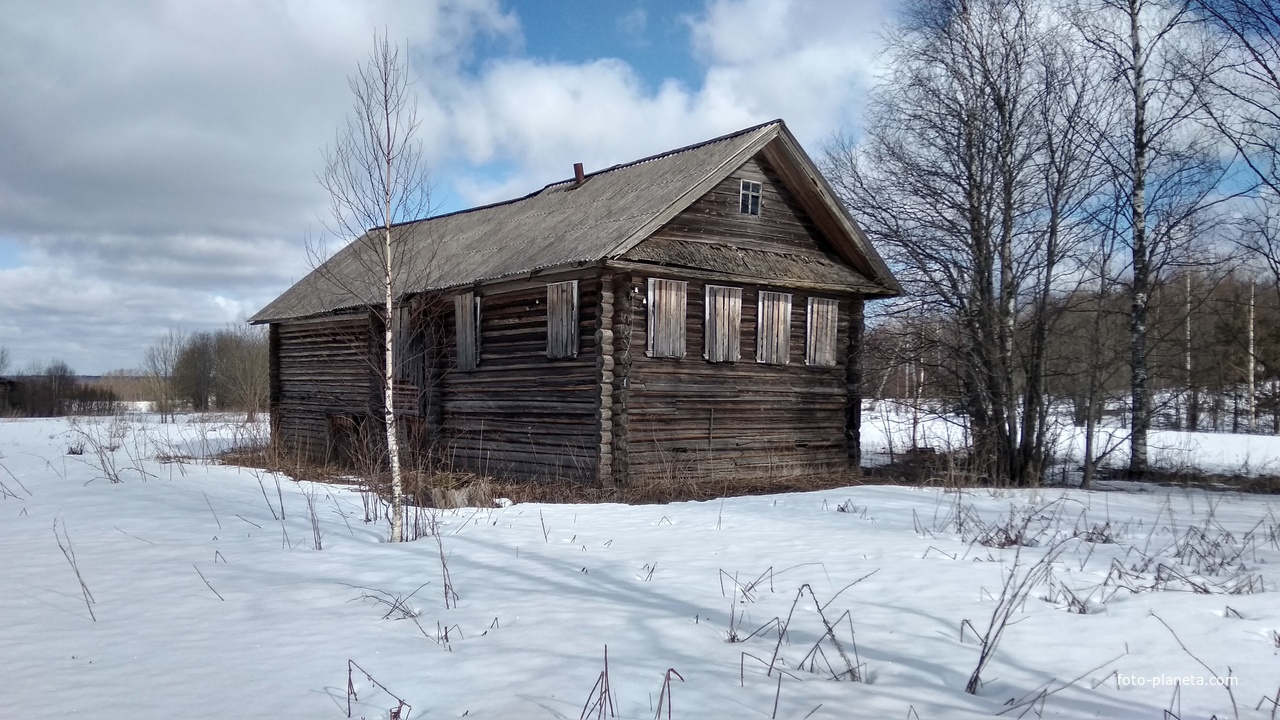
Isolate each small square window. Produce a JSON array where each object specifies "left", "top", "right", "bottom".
[{"left": 739, "top": 180, "right": 762, "bottom": 216}]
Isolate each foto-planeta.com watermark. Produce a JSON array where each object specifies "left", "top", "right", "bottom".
[{"left": 1117, "top": 674, "right": 1237, "bottom": 688}]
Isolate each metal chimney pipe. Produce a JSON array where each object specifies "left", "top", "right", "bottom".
[{"left": 573, "top": 162, "right": 585, "bottom": 185}]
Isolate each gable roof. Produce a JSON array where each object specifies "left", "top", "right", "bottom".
[{"left": 252, "top": 119, "right": 899, "bottom": 323}]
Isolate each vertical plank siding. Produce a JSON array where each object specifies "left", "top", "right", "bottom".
[
  {"left": 703, "top": 285, "right": 742, "bottom": 362},
  {"left": 454, "top": 291, "right": 479, "bottom": 371},
  {"left": 805, "top": 297, "right": 840, "bottom": 367},
  {"left": 646, "top": 278, "right": 687, "bottom": 358},
  {"left": 546, "top": 280, "right": 579, "bottom": 358},
  {"left": 755, "top": 291, "right": 792, "bottom": 365}
]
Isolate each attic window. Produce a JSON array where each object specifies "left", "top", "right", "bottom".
[
  {"left": 739, "top": 180, "right": 762, "bottom": 216},
  {"left": 646, "top": 278, "right": 687, "bottom": 358},
  {"left": 546, "top": 280, "right": 579, "bottom": 358},
  {"left": 756, "top": 291, "right": 792, "bottom": 365},
  {"left": 455, "top": 291, "right": 481, "bottom": 371},
  {"left": 703, "top": 285, "right": 742, "bottom": 363},
  {"left": 805, "top": 297, "right": 839, "bottom": 367}
]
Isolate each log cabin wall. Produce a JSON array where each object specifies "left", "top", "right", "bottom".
[
  {"left": 611, "top": 151, "right": 866, "bottom": 483},
  {"left": 437, "top": 270, "right": 603, "bottom": 481},
  {"left": 271, "top": 312, "right": 375, "bottom": 463},
  {"left": 618, "top": 275, "right": 854, "bottom": 482}
]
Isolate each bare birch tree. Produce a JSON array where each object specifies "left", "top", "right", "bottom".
[
  {"left": 317, "top": 32, "right": 432, "bottom": 543},
  {"left": 1074, "top": 0, "right": 1226, "bottom": 473}
]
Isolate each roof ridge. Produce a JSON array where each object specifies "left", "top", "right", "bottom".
[
  {"left": 542, "top": 118, "right": 783, "bottom": 189},
  {"left": 386, "top": 119, "right": 783, "bottom": 230}
]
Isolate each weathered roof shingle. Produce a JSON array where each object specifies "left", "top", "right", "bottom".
[{"left": 252, "top": 120, "right": 897, "bottom": 323}]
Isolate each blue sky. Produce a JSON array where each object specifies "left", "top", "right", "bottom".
[
  {"left": 0, "top": 0, "right": 895, "bottom": 374},
  {"left": 518, "top": 1, "right": 703, "bottom": 89}
]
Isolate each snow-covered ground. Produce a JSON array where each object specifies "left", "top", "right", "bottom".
[
  {"left": 2, "top": 414, "right": 1279, "bottom": 719},
  {"left": 863, "top": 401, "right": 1280, "bottom": 477}
]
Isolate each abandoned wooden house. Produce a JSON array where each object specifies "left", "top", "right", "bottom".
[{"left": 251, "top": 119, "right": 900, "bottom": 485}]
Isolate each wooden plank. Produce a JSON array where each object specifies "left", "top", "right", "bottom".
[
  {"left": 805, "top": 297, "right": 839, "bottom": 367},
  {"left": 646, "top": 278, "right": 687, "bottom": 358},
  {"left": 454, "top": 291, "right": 478, "bottom": 371},
  {"left": 546, "top": 280, "right": 579, "bottom": 358}
]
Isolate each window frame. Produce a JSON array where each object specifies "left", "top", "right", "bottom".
[
  {"left": 756, "top": 290, "right": 793, "bottom": 365},
  {"left": 805, "top": 297, "right": 840, "bottom": 367},
  {"left": 703, "top": 284, "right": 742, "bottom": 363},
  {"left": 646, "top": 277, "right": 688, "bottom": 359},
  {"left": 739, "top": 179, "right": 762, "bottom": 216},
  {"left": 546, "top": 280, "right": 580, "bottom": 359}
]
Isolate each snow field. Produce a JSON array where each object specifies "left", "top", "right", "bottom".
[
  {"left": 862, "top": 402, "right": 1280, "bottom": 477},
  {"left": 1, "top": 415, "right": 1278, "bottom": 719}
]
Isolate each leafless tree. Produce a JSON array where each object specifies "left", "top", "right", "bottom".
[
  {"left": 0, "top": 345, "right": 10, "bottom": 377},
  {"left": 214, "top": 323, "right": 269, "bottom": 422},
  {"left": 826, "top": 0, "right": 1104, "bottom": 485},
  {"left": 143, "top": 329, "right": 186, "bottom": 423},
  {"left": 314, "top": 32, "right": 433, "bottom": 542},
  {"left": 175, "top": 331, "right": 217, "bottom": 411},
  {"left": 1073, "top": 0, "right": 1228, "bottom": 473},
  {"left": 1192, "top": 1, "right": 1280, "bottom": 302}
]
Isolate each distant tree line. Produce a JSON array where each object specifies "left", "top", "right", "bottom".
[
  {"left": 0, "top": 355, "right": 119, "bottom": 417},
  {"left": 142, "top": 325, "right": 269, "bottom": 422},
  {"left": 0, "top": 323, "right": 268, "bottom": 421}
]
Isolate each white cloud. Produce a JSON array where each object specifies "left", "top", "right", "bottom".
[
  {"left": 0, "top": 0, "right": 894, "bottom": 373},
  {"left": 418, "top": 0, "right": 893, "bottom": 207}
]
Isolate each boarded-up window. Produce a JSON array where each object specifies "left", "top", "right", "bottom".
[
  {"left": 391, "top": 304, "right": 423, "bottom": 384},
  {"left": 546, "top": 280, "right": 579, "bottom": 358},
  {"left": 756, "top": 291, "right": 792, "bottom": 365},
  {"left": 646, "top": 278, "right": 687, "bottom": 358},
  {"left": 703, "top": 285, "right": 742, "bottom": 362},
  {"left": 454, "top": 291, "right": 480, "bottom": 371},
  {"left": 805, "top": 297, "right": 839, "bottom": 367}
]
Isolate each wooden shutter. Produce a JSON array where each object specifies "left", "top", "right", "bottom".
[
  {"left": 546, "top": 280, "right": 579, "bottom": 358},
  {"left": 646, "top": 278, "right": 687, "bottom": 358},
  {"left": 391, "top": 304, "right": 418, "bottom": 383},
  {"left": 805, "top": 297, "right": 839, "bottom": 367},
  {"left": 756, "top": 291, "right": 792, "bottom": 365},
  {"left": 704, "top": 285, "right": 742, "bottom": 362},
  {"left": 454, "top": 291, "right": 479, "bottom": 371}
]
